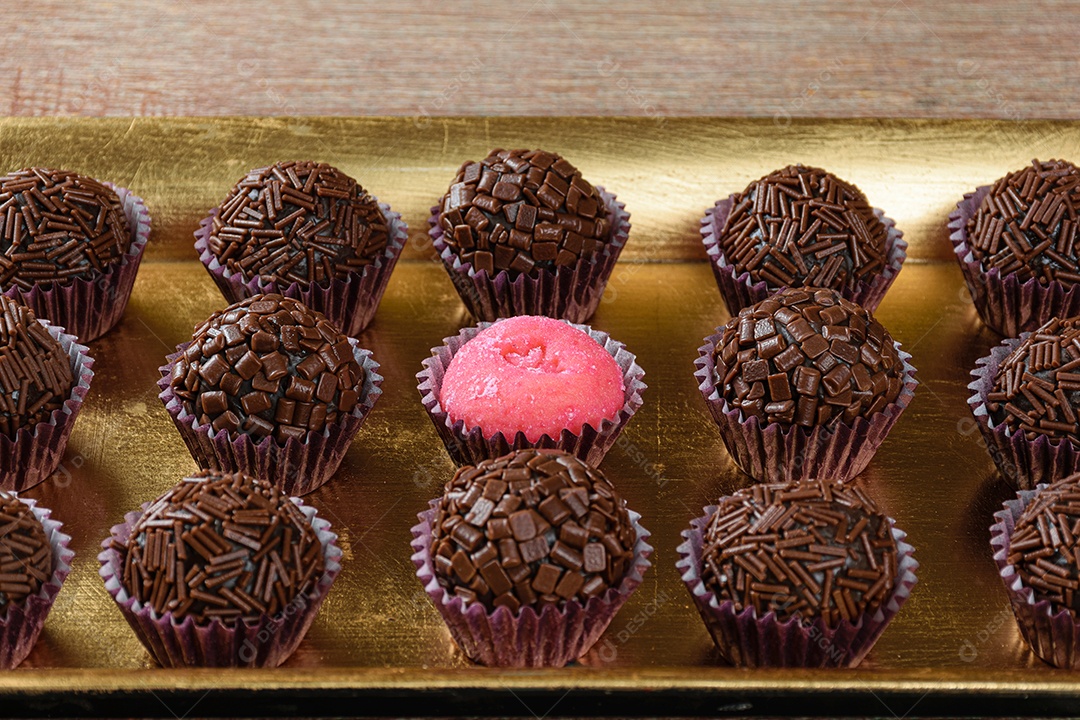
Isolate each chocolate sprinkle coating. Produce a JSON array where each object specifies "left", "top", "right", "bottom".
[
  {"left": 208, "top": 161, "right": 390, "bottom": 287},
  {"left": 168, "top": 294, "right": 364, "bottom": 444},
  {"left": 0, "top": 296, "right": 74, "bottom": 438},
  {"left": 438, "top": 148, "right": 612, "bottom": 277},
  {"left": 967, "top": 159, "right": 1080, "bottom": 286},
  {"left": 430, "top": 449, "right": 637, "bottom": 612},
  {"left": 0, "top": 492, "right": 53, "bottom": 609},
  {"left": 116, "top": 470, "right": 325, "bottom": 624},
  {"left": 712, "top": 287, "right": 904, "bottom": 428},
  {"left": 988, "top": 316, "right": 1080, "bottom": 444},
  {"left": 1006, "top": 473, "right": 1080, "bottom": 615},
  {"left": 701, "top": 480, "right": 898, "bottom": 625},
  {"left": 718, "top": 165, "right": 888, "bottom": 292},
  {"left": 0, "top": 167, "right": 131, "bottom": 289}
]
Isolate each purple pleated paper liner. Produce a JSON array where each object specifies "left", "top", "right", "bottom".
[
  {"left": 694, "top": 332, "right": 917, "bottom": 485},
  {"left": 0, "top": 497, "right": 73, "bottom": 669},
  {"left": 677, "top": 505, "right": 917, "bottom": 668},
  {"left": 416, "top": 320, "right": 646, "bottom": 468},
  {"left": 3, "top": 183, "right": 151, "bottom": 343},
  {"left": 967, "top": 335, "right": 1078, "bottom": 490},
  {"left": 0, "top": 322, "right": 94, "bottom": 492},
  {"left": 990, "top": 485, "right": 1080, "bottom": 668},
  {"left": 157, "top": 341, "right": 382, "bottom": 495},
  {"left": 427, "top": 187, "right": 630, "bottom": 323},
  {"left": 195, "top": 200, "right": 407, "bottom": 336},
  {"left": 98, "top": 498, "right": 341, "bottom": 668},
  {"left": 410, "top": 500, "right": 652, "bottom": 667},
  {"left": 949, "top": 186, "right": 1080, "bottom": 337},
  {"left": 700, "top": 195, "right": 906, "bottom": 316}
]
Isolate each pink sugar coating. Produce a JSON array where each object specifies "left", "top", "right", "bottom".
[{"left": 439, "top": 316, "right": 626, "bottom": 443}]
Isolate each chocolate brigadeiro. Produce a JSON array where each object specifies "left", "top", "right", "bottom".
[
  {"left": 168, "top": 293, "right": 363, "bottom": 444},
  {"left": 0, "top": 492, "right": 53, "bottom": 609},
  {"left": 0, "top": 295, "right": 74, "bottom": 438},
  {"left": 430, "top": 448, "right": 637, "bottom": 612},
  {"left": 966, "top": 159, "right": 1080, "bottom": 286},
  {"left": 207, "top": 161, "right": 390, "bottom": 287},
  {"left": 0, "top": 168, "right": 132, "bottom": 290},
  {"left": 712, "top": 287, "right": 905, "bottom": 428},
  {"left": 701, "top": 480, "right": 899, "bottom": 625},
  {"left": 717, "top": 165, "right": 888, "bottom": 293},
  {"left": 438, "top": 148, "right": 612, "bottom": 277},
  {"left": 987, "top": 316, "right": 1080, "bottom": 444},
  {"left": 115, "top": 470, "right": 325, "bottom": 623},
  {"left": 1006, "top": 474, "right": 1080, "bottom": 615}
]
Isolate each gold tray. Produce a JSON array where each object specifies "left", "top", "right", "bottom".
[{"left": 0, "top": 117, "right": 1078, "bottom": 717}]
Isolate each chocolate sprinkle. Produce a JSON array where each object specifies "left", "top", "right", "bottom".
[
  {"left": 967, "top": 159, "right": 1080, "bottom": 286},
  {"left": 712, "top": 287, "right": 904, "bottom": 428},
  {"left": 168, "top": 294, "right": 363, "bottom": 443},
  {"left": 0, "top": 167, "right": 131, "bottom": 289},
  {"left": 115, "top": 470, "right": 324, "bottom": 624},
  {"left": 430, "top": 449, "right": 637, "bottom": 612},
  {"left": 718, "top": 165, "right": 888, "bottom": 292},
  {"left": 0, "top": 492, "right": 52, "bottom": 609},
  {"left": 0, "top": 296, "right": 74, "bottom": 438},
  {"left": 701, "top": 480, "right": 898, "bottom": 625},
  {"left": 208, "top": 161, "right": 389, "bottom": 287},
  {"left": 988, "top": 316, "right": 1080, "bottom": 444},
  {"left": 1007, "top": 473, "right": 1080, "bottom": 615},
  {"left": 438, "top": 149, "right": 612, "bottom": 277}
]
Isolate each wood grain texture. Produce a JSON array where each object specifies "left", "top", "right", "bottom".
[{"left": 1, "top": 0, "right": 1076, "bottom": 119}]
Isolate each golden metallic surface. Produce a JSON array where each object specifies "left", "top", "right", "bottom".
[{"left": 0, "top": 117, "right": 1077, "bottom": 713}]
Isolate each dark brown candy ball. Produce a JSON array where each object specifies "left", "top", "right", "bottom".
[
  {"left": 430, "top": 449, "right": 637, "bottom": 613},
  {"left": 438, "top": 148, "right": 612, "bottom": 277},
  {"left": 208, "top": 161, "right": 390, "bottom": 287},
  {"left": 1007, "top": 472, "right": 1080, "bottom": 615},
  {"left": 118, "top": 470, "right": 325, "bottom": 623},
  {"left": 712, "top": 287, "right": 904, "bottom": 428},
  {"left": 966, "top": 159, "right": 1080, "bottom": 286},
  {"left": 169, "top": 294, "right": 363, "bottom": 443},
  {"left": 701, "top": 480, "right": 899, "bottom": 624},
  {"left": 0, "top": 167, "right": 131, "bottom": 289},
  {"left": 988, "top": 315, "right": 1080, "bottom": 445},
  {"left": 0, "top": 492, "right": 53, "bottom": 608},
  {"left": 718, "top": 165, "right": 888, "bottom": 292},
  {"left": 0, "top": 296, "right": 74, "bottom": 438}
]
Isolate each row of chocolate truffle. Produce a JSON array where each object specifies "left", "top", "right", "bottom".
[{"left": 0, "top": 153, "right": 1067, "bottom": 347}]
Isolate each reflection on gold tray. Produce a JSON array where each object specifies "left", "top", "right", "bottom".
[{"left": 0, "top": 117, "right": 1079, "bottom": 717}]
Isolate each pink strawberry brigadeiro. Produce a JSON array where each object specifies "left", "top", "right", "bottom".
[{"left": 439, "top": 316, "right": 625, "bottom": 443}]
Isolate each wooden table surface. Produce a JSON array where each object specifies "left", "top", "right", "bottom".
[{"left": 3, "top": 0, "right": 1074, "bottom": 119}]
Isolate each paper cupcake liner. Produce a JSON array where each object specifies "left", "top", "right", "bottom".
[
  {"left": 3, "top": 183, "right": 151, "bottom": 343},
  {"left": 427, "top": 187, "right": 630, "bottom": 323},
  {"left": 677, "top": 505, "right": 917, "bottom": 668},
  {"left": 411, "top": 500, "right": 652, "bottom": 667},
  {"left": 990, "top": 485, "right": 1080, "bottom": 668},
  {"left": 694, "top": 332, "right": 917, "bottom": 484},
  {"left": 0, "top": 322, "right": 95, "bottom": 492},
  {"left": 949, "top": 187, "right": 1080, "bottom": 337},
  {"left": 416, "top": 320, "right": 646, "bottom": 467},
  {"left": 157, "top": 341, "right": 382, "bottom": 495},
  {"left": 967, "top": 336, "right": 1079, "bottom": 490},
  {"left": 0, "top": 497, "right": 74, "bottom": 669},
  {"left": 98, "top": 497, "right": 341, "bottom": 668},
  {"left": 195, "top": 200, "right": 407, "bottom": 336},
  {"left": 701, "top": 195, "right": 906, "bottom": 316}
]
